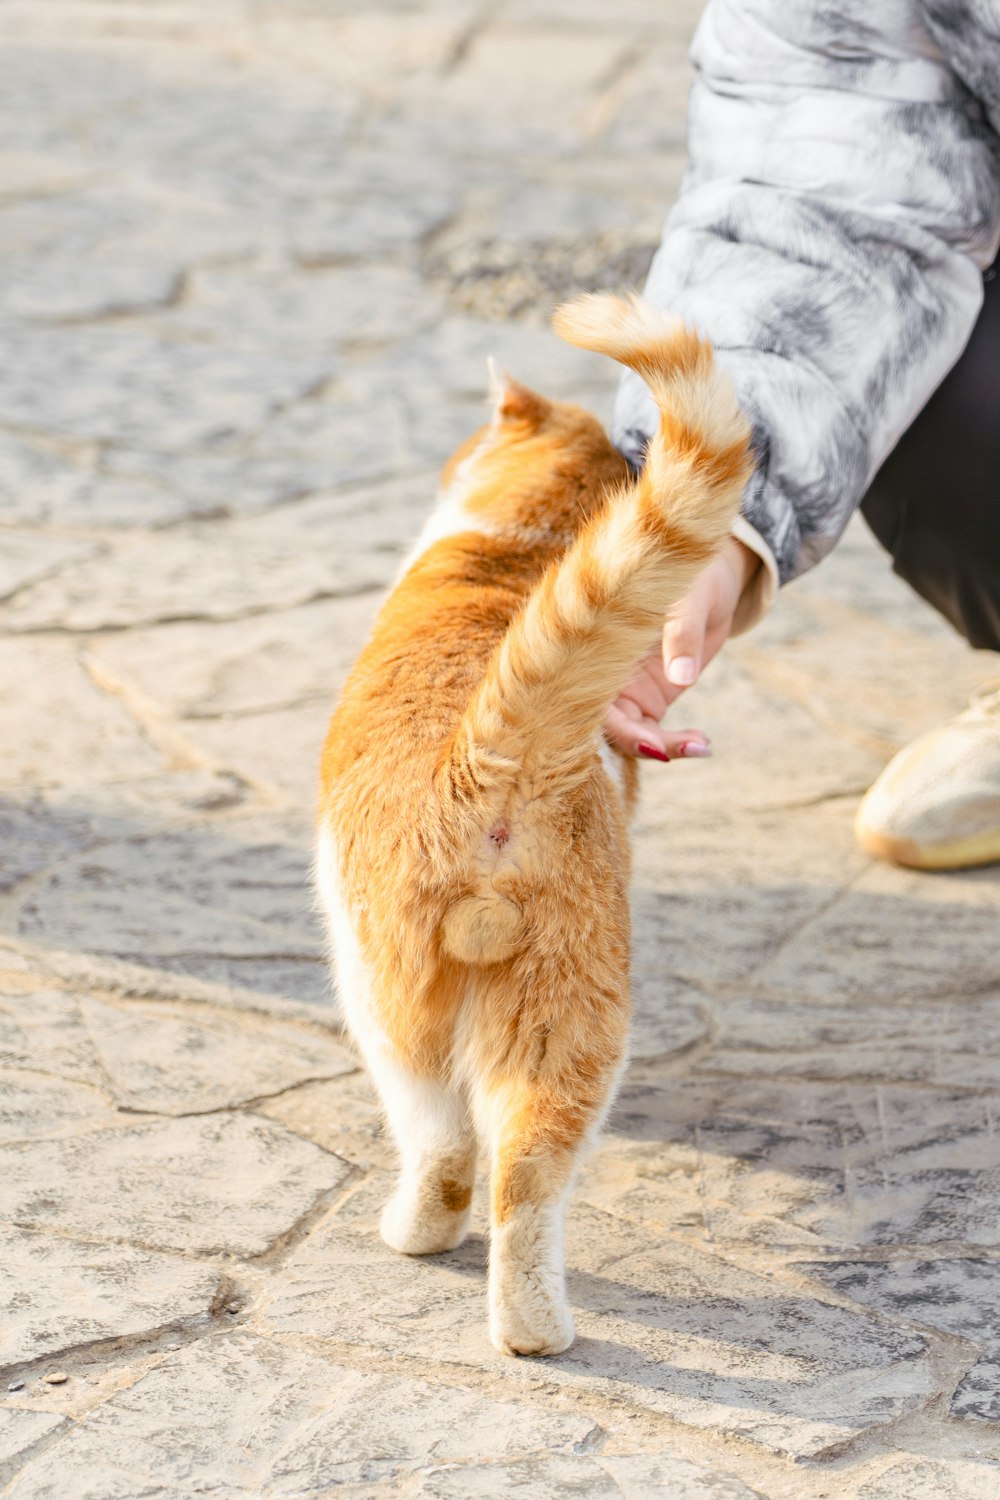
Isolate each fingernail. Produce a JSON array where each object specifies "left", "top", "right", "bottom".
[
  {"left": 679, "top": 741, "right": 712, "bottom": 758},
  {"left": 667, "top": 656, "right": 698, "bottom": 687},
  {"left": 637, "top": 743, "right": 671, "bottom": 763}
]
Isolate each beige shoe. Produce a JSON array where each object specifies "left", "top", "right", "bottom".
[{"left": 855, "top": 684, "right": 1000, "bottom": 871}]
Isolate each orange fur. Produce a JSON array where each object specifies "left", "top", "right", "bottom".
[{"left": 317, "top": 293, "right": 752, "bottom": 1355}]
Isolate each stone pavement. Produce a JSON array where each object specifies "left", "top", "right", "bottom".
[{"left": 2, "top": 1, "right": 999, "bottom": 1496}]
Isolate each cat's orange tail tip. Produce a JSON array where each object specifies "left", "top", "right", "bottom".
[
  {"left": 553, "top": 292, "right": 749, "bottom": 461},
  {"left": 551, "top": 293, "right": 714, "bottom": 411},
  {"left": 551, "top": 292, "right": 685, "bottom": 363}
]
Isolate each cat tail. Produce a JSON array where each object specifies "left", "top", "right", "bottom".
[{"left": 439, "top": 294, "right": 752, "bottom": 964}]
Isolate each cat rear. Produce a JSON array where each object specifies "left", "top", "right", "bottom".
[{"left": 317, "top": 293, "right": 751, "bottom": 1355}]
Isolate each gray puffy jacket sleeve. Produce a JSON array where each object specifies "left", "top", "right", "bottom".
[{"left": 612, "top": 0, "right": 1000, "bottom": 591}]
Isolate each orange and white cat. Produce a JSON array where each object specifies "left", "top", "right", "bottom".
[{"left": 317, "top": 294, "right": 751, "bottom": 1355}]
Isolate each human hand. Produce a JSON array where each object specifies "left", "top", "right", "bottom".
[{"left": 604, "top": 537, "right": 760, "bottom": 759}]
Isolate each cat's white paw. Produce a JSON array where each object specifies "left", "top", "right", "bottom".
[
  {"left": 489, "top": 1286, "right": 575, "bottom": 1356},
  {"left": 380, "top": 1191, "right": 469, "bottom": 1256}
]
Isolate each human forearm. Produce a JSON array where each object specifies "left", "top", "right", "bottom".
[{"left": 613, "top": 0, "right": 1000, "bottom": 588}]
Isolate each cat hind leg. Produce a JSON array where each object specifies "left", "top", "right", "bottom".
[
  {"left": 318, "top": 825, "right": 476, "bottom": 1255},
  {"left": 376, "top": 1057, "right": 477, "bottom": 1255},
  {"left": 346, "top": 996, "right": 476, "bottom": 1255},
  {"left": 478, "top": 1032, "right": 624, "bottom": 1356}
]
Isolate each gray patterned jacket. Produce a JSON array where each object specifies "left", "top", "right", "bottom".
[{"left": 612, "top": 0, "right": 1000, "bottom": 605}]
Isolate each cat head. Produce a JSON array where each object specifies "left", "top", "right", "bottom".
[{"left": 436, "top": 362, "right": 630, "bottom": 539}]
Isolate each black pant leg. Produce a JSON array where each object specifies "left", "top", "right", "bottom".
[{"left": 861, "top": 263, "right": 1000, "bottom": 650}]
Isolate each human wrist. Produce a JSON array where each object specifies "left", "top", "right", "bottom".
[{"left": 721, "top": 535, "right": 762, "bottom": 594}]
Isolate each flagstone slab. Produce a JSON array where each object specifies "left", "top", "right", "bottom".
[
  {"left": 1, "top": 1332, "right": 597, "bottom": 1500},
  {"left": 0, "top": 324, "right": 331, "bottom": 455},
  {"left": 0, "top": 533, "right": 98, "bottom": 605},
  {"left": 0, "top": 1067, "right": 115, "bottom": 1145},
  {"left": 261, "top": 1178, "right": 934, "bottom": 1460},
  {"left": 0, "top": 1410, "right": 67, "bottom": 1488},
  {"left": 1, "top": 493, "right": 393, "bottom": 635},
  {"left": 805, "top": 1258, "right": 1000, "bottom": 1423},
  {"left": 603, "top": 1075, "right": 1000, "bottom": 1253},
  {"left": 759, "top": 861, "right": 1000, "bottom": 1003},
  {"left": 0, "top": 804, "right": 101, "bottom": 895},
  {"left": 77, "top": 994, "right": 353, "bottom": 1115},
  {"left": 419, "top": 1452, "right": 765, "bottom": 1499},
  {"left": 630, "top": 798, "right": 870, "bottom": 993},
  {"left": 17, "top": 827, "right": 321, "bottom": 969},
  {"left": 85, "top": 596, "right": 376, "bottom": 723},
  {"left": 257, "top": 1073, "right": 392, "bottom": 1173},
  {"left": 0, "top": 1226, "right": 222, "bottom": 1370},
  {"left": 0, "top": 986, "right": 105, "bottom": 1090},
  {"left": 848, "top": 1456, "right": 1000, "bottom": 1500},
  {"left": 699, "top": 991, "right": 1000, "bottom": 1088},
  {"left": 0, "top": 642, "right": 164, "bottom": 798},
  {"left": 0, "top": 1113, "right": 349, "bottom": 1256}
]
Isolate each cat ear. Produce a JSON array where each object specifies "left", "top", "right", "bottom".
[{"left": 486, "top": 357, "right": 551, "bottom": 428}]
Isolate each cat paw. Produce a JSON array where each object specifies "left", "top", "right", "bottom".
[
  {"left": 380, "top": 1194, "right": 469, "bottom": 1256},
  {"left": 489, "top": 1293, "right": 575, "bottom": 1356}
]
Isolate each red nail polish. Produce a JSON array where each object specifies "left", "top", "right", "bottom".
[{"left": 637, "top": 743, "right": 671, "bottom": 762}]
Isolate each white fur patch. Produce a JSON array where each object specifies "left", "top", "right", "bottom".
[
  {"left": 316, "top": 821, "right": 476, "bottom": 1255},
  {"left": 597, "top": 736, "right": 628, "bottom": 802},
  {"left": 395, "top": 437, "right": 496, "bottom": 578},
  {"left": 314, "top": 822, "right": 372, "bottom": 1043}
]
